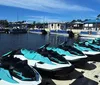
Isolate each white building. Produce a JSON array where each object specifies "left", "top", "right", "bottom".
[
  {"left": 72, "top": 21, "right": 83, "bottom": 29},
  {"left": 48, "top": 22, "right": 67, "bottom": 30},
  {"left": 83, "top": 19, "right": 100, "bottom": 31}
]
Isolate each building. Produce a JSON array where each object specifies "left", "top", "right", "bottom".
[
  {"left": 9, "top": 22, "right": 32, "bottom": 29},
  {"left": 72, "top": 21, "right": 83, "bottom": 29},
  {"left": 83, "top": 19, "right": 100, "bottom": 31},
  {"left": 48, "top": 22, "right": 67, "bottom": 31}
]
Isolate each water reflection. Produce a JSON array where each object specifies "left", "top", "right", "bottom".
[
  {"left": 0, "top": 33, "right": 89, "bottom": 56},
  {"left": 45, "top": 34, "right": 68, "bottom": 46}
]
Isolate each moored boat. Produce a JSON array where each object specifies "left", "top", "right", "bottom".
[
  {"left": 13, "top": 49, "right": 74, "bottom": 77},
  {"left": 0, "top": 50, "right": 42, "bottom": 85},
  {"left": 74, "top": 41, "right": 100, "bottom": 61},
  {"left": 39, "top": 44, "right": 87, "bottom": 66},
  {"left": 79, "top": 31, "right": 100, "bottom": 38},
  {"left": 10, "top": 28, "right": 27, "bottom": 34},
  {"left": 29, "top": 29, "right": 47, "bottom": 35},
  {"left": 50, "top": 30, "right": 69, "bottom": 36}
]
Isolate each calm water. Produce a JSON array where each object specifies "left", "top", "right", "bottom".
[{"left": 0, "top": 33, "right": 84, "bottom": 56}]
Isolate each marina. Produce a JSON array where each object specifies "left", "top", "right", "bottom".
[
  {"left": 0, "top": 0, "right": 100, "bottom": 85},
  {"left": 0, "top": 33, "right": 100, "bottom": 85}
]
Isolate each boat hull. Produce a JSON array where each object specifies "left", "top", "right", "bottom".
[
  {"left": 33, "top": 65, "right": 74, "bottom": 77},
  {"left": 69, "top": 58, "right": 88, "bottom": 66},
  {"left": 50, "top": 30, "right": 69, "bottom": 36},
  {"left": 10, "top": 29, "right": 27, "bottom": 34},
  {"left": 29, "top": 30, "right": 47, "bottom": 35},
  {"left": 79, "top": 31, "right": 100, "bottom": 38},
  {"left": 86, "top": 54, "right": 100, "bottom": 61},
  {"left": 79, "top": 34, "right": 100, "bottom": 38},
  {"left": 14, "top": 54, "right": 74, "bottom": 78}
]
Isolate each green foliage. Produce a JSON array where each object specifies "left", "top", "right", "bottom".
[
  {"left": 0, "top": 20, "right": 9, "bottom": 27},
  {"left": 97, "top": 14, "right": 100, "bottom": 18},
  {"left": 97, "top": 14, "right": 100, "bottom": 19}
]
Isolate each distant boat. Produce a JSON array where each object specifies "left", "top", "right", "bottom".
[
  {"left": 0, "top": 29, "right": 10, "bottom": 33},
  {"left": 79, "top": 30, "right": 100, "bottom": 38},
  {"left": 29, "top": 29, "right": 47, "bottom": 35},
  {"left": 50, "top": 30, "right": 69, "bottom": 36},
  {"left": 9, "top": 28, "right": 27, "bottom": 34},
  {"left": 0, "top": 29, "right": 6, "bottom": 33},
  {"left": 0, "top": 26, "right": 7, "bottom": 33}
]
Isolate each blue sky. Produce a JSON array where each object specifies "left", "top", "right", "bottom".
[{"left": 0, "top": 0, "right": 99, "bottom": 22}]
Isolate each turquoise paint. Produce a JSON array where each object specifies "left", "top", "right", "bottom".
[
  {"left": 0, "top": 68, "right": 18, "bottom": 83},
  {"left": 47, "top": 47, "right": 72, "bottom": 56},
  {"left": 13, "top": 70, "right": 32, "bottom": 80},
  {"left": 41, "top": 44, "right": 83, "bottom": 57},
  {"left": 74, "top": 43, "right": 90, "bottom": 51},
  {"left": 74, "top": 43, "right": 97, "bottom": 52},
  {"left": 47, "top": 47, "right": 82, "bottom": 57},
  {"left": 90, "top": 44, "right": 100, "bottom": 48},
  {"left": 2, "top": 51, "right": 12, "bottom": 57},
  {"left": 50, "top": 57, "right": 64, "bottom": 64},
  {"left": 96, "top": 38, "right": 100, "bottom": 41},
  {"left": 39, "top": 45, "right": 46, "bottom": 49},
  {"left": 85, "top": 40, "right": 100, "bottom": 49},
  {"left": 21, "top": 49, "right": 55, "bottom": 65}
]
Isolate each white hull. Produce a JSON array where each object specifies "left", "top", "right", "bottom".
[
  {"left": 0, "top": 68, "right": 42, "bottom": 85},
  {"left": 50, "top": 33, "right": 69, "bottom": 36},
  {"left": 74, "top": 45, "right": 100, "bottom": 55},
  {"left": 82, "top": 51, "right": 100, "bottom": 55},
  {"left": 29, "top": 31, "right": 42, "bottom": 34},
  {"left": 47, "top": 47, "right": 87, "bottom": 61},
  {"left": 80, "top": 37, "right": 96, "bottom": 40},
  {"left": 14, "top": 55, "right": 72, "bottom": 70},
  {"left": 79, "top": 34, "right": 100, "bottom": 38},
  {"left": 63, "top": 55, "right": 87, "bottom": 61}
]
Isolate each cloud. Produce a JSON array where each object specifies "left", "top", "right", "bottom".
[
  {"left": 0, "top": 0, "right": 95, "bottom": 13},
  {"left": 27, "top": 16, "right": 43, "bottom": 19},
  {"left": 26, "top": 16, "right": 61, "bottom": 22}
]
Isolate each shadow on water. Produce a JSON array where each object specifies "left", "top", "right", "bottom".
[
  {"left": 75, "top": 62, "right": 97, "bottom": 70},
  {"left": 0, "top": 33, "right": 77, "bottom": 55},
  {"left": 70, "top": 76, "right": 98, "bottom": 85},
  {"left": 46, "top": 34, "right": 68, "bottom": 47},
  {"left": 0, "top": 33, "right": 47, "bottom": 56}
]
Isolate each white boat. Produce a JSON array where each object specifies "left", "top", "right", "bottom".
[
  {"left": 74, "top": 42, "right": 100, "bottom": 61},
  {"left": 14, "top": 49, "right": 74, "bottom": 77},
  {"left": 0, "top": 68, "right": 42, "bottom": 85},
  {"left": 39, "top": 44, "right": 88, "bottom": 66},
  {"left": 29, "top": 29, "right": 47, "bottom": 35},
  {"left": 50, "top": 30, "right": 69, "bottom": 36},
  {"left": 79, "top": 31, "right": 100, "bottom": 38},
  {"left": 0, "top": 51, "right": 42, "bottom": 85}
]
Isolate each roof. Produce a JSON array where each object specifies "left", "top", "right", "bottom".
[
  {"left": 74, "top": 21, "right": 83, "bottom": 24},
  {"left": 84, "top": 19, "right": 100, "bottom": 24},
  {"left": 48, "top": 22, "right": 67, "bottom": 24}
]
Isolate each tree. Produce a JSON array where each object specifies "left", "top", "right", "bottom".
[
  {"left": 77, "top": 19, "right": 83, "bottom": 22},
  {"left": 84, "top": 19, "right": 89, "bottom": 21},
  {"left": 71, "top": 20, "right": 77, "bottom": 23},
  {"left": 0, "top": 20, "right": 9, "bottom": 27},
  {"left": 36, "top": 22, "right": 43, "bottom": 29},
  {"left": 32, "top": 21, "right": 36, "bottom": 28},
  {"left": 97, "top": 14, "right": 100, "bottom": 19}
]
